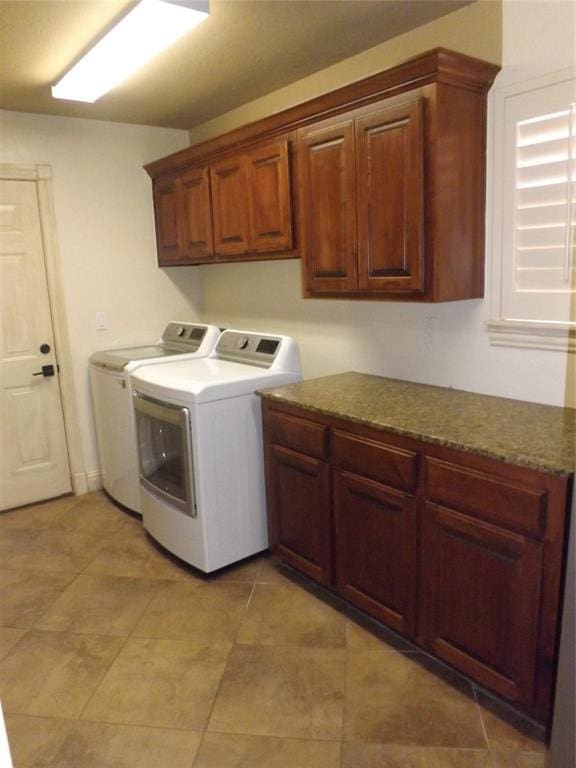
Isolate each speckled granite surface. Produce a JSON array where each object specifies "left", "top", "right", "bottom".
[{"left": 259, "top": 372, "right": 575, "bottom": 476}]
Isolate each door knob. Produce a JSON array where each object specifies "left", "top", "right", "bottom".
[{"left": 33, "top": 364, "right": 55, "bottom": 377}]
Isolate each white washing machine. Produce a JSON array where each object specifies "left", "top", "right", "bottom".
[
  {"left": 131, "top": 330, "right": 302, "bottom": 572},
  {"left": 88, "top": 322, "right": 220, "bottom": 513}
]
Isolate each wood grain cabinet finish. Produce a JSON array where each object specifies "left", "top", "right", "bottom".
[
  {"left": 266, "top": 444, "right": 331, "bottom": 585},
  {"left": 419, "top": 502, "right": 543, "bottom": 706},
  {"left": 146, "top": 49, "right": 498, "bottom": 286},
  {"left": 210, "top": 155, "right": 251, "bottom": 257},
  {"left": 296, "top": 82, "right": 485, "bottom": 300},
  {"left": 355, "top": 98, "right": 424, "bottom": 293},
  {"left": 334, "top": 470, "right": 417, "bottom": 636},
  {"left": 298, "top": 97, "right": 425, "bottom": 296},
  {"left": 297, "top": 117, "right": 358, "bottom": 293},
  {"left": 152, "top": 139, "right": 293, "bottom": 266},
  {"left": 179, "top": 166, "right": 214, "bottom": 262},
  {"left": 247, "top": 140, "right": 293, "bottom": 253},
  {"left": 261, "top": 399, "right": 571, "bottom": 724},
  {"left": 152, "top": 175, "right": 181, "bottom": 264}
]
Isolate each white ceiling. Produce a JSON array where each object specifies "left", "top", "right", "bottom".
[{"left": 0, "top": 0, "right": 472, "bottom": 129}]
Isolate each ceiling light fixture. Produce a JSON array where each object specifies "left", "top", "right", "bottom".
[{"left": 51, "top": 0, "right": 209, "bottom": 103}]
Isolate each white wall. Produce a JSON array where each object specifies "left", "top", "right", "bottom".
[
  {"left": 0, "top": 110, "right": 199, "bottom": 482},
  {"left": 196, "top": 0, "right": 573, "bottom": 408}
]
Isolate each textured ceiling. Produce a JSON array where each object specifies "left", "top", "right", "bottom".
[{"left": 0, "top": 0, "right": 472, "bottom": 129}]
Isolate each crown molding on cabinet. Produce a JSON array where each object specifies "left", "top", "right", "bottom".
[{"left": 144, "top": 47, "right": 500, "bottom": 179}]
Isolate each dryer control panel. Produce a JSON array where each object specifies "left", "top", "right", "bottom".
[{"left": 214, "top": 331, "right": 300, "bottom": 372}]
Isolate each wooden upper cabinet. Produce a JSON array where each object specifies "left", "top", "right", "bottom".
[
  {"left": 154, "top": 143, "right": 294, "bottom": 265},
  {"left": 179, "top": 166, "right": 214, "bottom": 262},
  {"left": 247, "top": 140, "right": 293, "bottom": 253},
  {"left": 297, "top": 96, "right": 426, "bottom": 297},
  {"left": 210, "top": 156, "right": 251, "bottom": 257},
  {"left": 152, "top": 175, "right": 181, "bottom": 264},
  {"left": 355, "top": 98, "right": 424, "bottom": 293},
  {"left": 146, "top": 49, "right": 499, "bottom": 284},
  {"left": 297, "top": 118, "right": 357, "bottom": 293}
]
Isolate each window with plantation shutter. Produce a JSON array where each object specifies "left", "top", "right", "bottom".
[{"left": 489, "top": 69, "right": 576, "bottom": 351}]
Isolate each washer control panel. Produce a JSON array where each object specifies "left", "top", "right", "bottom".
[{"left": 162, "top": 322, "right": 208, "bottom": 349}]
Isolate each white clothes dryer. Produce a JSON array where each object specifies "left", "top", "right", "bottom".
[
  {"left": 131, "top": 330, "right": 302, "bottom": 572},
  {"left": 89, "top": 322, "right": 220, "bottom": 513}
]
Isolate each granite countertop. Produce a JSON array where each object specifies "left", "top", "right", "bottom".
[{"left": 259, "top": 372, "right": 575, "bottom": 476}]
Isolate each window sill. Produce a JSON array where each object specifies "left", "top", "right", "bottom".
[{"left": 487, "top": 321, "right": 576, "bottom": 353}]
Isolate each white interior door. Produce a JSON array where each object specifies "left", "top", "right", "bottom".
[{"left": 0, "top": 179, "right": 71, "bottom": 511}]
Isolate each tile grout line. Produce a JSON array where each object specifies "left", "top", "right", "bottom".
[
  {"left": 74, "top": 517, "right": 178, "bottom": 723},
  {"left": 341, "top": 619, "right": 350, "bottom": 768},
  {"left": 71, "top": 508, "right": 153, "bottom": 722},
  {"left": 473, "top": 684, "right": 498, "bottom": 768},
  {"left": 29, "top": 570, "right": 84, "bottom": 629},
  {"left": 188, "top": 575, "right": 259, "bottom": 768}
]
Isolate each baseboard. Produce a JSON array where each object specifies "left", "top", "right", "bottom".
[
  {"left": 72, "top": 471, "right": 102, "bottom": 495},
  {"left": 87, "top": 471, "right": 103, "bottom": 493}
]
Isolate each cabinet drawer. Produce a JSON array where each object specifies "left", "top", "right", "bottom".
[
  {"left": 425, "top": 458, "right": 547, "bottom": 539},
  {"left": 265, "top": 410, "right": 328, "bottom": 459},
  {"left": 332, "top": 430, "right": 418, "bottom": 492}
]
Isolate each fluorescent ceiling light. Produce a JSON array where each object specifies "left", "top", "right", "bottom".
[{"left": 52, "top": 0, "right": 209, "bottom": 103}]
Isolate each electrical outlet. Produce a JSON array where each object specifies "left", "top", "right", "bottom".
[{"left": 95, "top": 312, "right": 108, "bottom": 331}]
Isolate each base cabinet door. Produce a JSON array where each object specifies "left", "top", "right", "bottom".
[
  {"left": 419, "top": 502, "right": 543, "bottom": 708},
  {"left": 334, "top": 470, "right": 417, "bottom": 635},
  {"left": 267, "top": 444, "right": 331, "bottom": 584}
]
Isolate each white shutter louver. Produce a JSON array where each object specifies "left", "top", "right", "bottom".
[
  {"left": 499, "top": 74, "right": 576, "bottom": 326},
  {"left": 515, "top": 108, "right": 575, "bottom": 292}
]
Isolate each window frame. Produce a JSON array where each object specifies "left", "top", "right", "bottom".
[{"left": 488, "top": 67, "right": 576, "bottom": 353}]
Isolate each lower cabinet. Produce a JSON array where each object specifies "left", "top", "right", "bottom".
[
  {"left": 419, "top": 501, "right": 543, "bottom": 707},
  {"left": 334, "top": 470, "right": 417, "bottom": 636},
  {"left": 266, "top": 444, "right": 331, "bottom": 585},
  {"left": 261, "top": 399, "right": 571, "bottom": 725}
]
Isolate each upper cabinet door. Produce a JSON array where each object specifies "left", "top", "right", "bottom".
[
  {"left": 297, "top": 118, "right": 358, "bottom": 294},
  {"left": 247, "top": 140, "right": 293, "bottom": 253},
  {"left": 210, "top": 156, "right": 251, "bottom": 257},
  {"left": 355, "top": 98, "right": 425, "bottom": 293},
  {"left": 179, "top": 167, "right": 214, "bottom": 263},
  {"left": 153, "top": 175, "right": 181, "bottom": 265}
]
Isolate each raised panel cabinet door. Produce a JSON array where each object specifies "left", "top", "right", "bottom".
[
  {"left": 297, "top": 117, "right": 357, "bottom": 294},
  {"left": 333, "top": 470, "right": 417, "bottom": 636},
  {"left": 210, "top": 155, "right": 250, "bottom": 257},
  {"left": 419, "top": 502, "right": 543, "bottom": 708},
  {"left": 247, "top": 140, "right": 293, "bottom": 253},
  {"left": 355, "top": 98, "right": 425, "bottom": 293},
  {"left": 179, "top": 166, "right": 214, "bottom": 262},
  {"left": 267, "top": 444, "right": 331, "bottom": 585},
  {"left": 153, "top": 175, "right": 181, "bottom": 264}
]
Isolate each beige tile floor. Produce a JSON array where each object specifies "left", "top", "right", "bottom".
[{"left": 0, "top": 492, "right": 547, "bottom": 767}]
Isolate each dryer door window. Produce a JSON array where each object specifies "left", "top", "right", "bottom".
[{"left": 133, "top": 393, "right": 196, "bottom": 517}]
